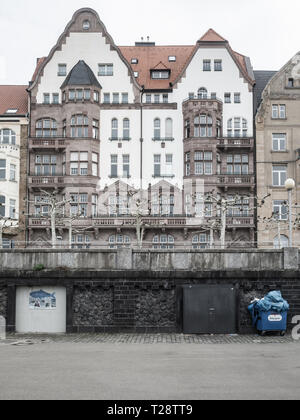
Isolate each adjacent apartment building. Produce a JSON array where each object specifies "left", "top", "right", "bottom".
[
  {"left": 256, "top": 53, "right": 300, "bottom": 248},
  {"left": 24, "top": 8, "right": 256, "bottom": 249},
  {"left": 0, "top": 86, "right": 28, "bottom": 248}
]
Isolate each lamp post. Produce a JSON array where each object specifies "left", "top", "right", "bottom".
[{"left": 285, "top": 178, "right": 296, "bottom": 247}]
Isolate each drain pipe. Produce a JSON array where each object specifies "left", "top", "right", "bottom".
[{"left": 140, "top": 87, "right": 145, "bottom": 190}]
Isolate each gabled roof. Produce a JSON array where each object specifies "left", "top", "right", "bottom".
[
  {"left": 152, "top": 61, "right": 169, "bottom": 71},
  {"left": 198, "top": 28, "right": 227, "bottom": 43},
  {"left": 0, "top": 85, "right": 28, "bottom": 116},
  {"left": 61, "top": 60, "right": 101, "bottom": 89},
  {"left": 254, "top": 70, "right": 277, "bottom": 113}
]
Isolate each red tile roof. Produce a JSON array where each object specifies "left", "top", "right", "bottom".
[
  {"left": 120, "top": 45, "right": 195, "bottom": 90},
  {"left": 198, "top": 28, "right": 227, "bottom": 43},
  {"left": 0, "top": 85, "right": 28, "bottom": 115},
  {"left": 31, "top": 29, "right": 253, "bottom": 91}
]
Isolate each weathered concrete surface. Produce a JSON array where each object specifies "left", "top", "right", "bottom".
[
  {"left": 0, "top": 341, "right": 299, "bottom": 400},
  {"left": 0, "top": 248, "right": 297, "bottom": 271}
]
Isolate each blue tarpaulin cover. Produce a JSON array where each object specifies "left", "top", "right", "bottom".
[{"left": 248, "top": 291, "right": 289, "bottom": 314}]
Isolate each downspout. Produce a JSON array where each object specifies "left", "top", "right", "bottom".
[
  {"left": 25, "top": 87, "right": 32, "bottom": 248},
  {"left": 140, "top": 87, "right": 145, "bottom": 190}
]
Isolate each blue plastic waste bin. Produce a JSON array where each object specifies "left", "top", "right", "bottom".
[{"left": 248, "top": 291, "right": 289, "bottom": 336}]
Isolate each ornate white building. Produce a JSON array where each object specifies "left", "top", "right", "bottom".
[{"left": 26, "top": 8, "right": 256, "bottom": 249}]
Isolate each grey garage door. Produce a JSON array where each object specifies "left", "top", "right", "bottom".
[{"left": 183, "top": 285, "right": 237, "bottom": 334}]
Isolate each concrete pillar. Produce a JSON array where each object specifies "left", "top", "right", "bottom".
[{"left": 283, "top": 248, "right": 299, "bottom": 270}]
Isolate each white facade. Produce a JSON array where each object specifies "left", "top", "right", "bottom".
[
  {"left": 31, "top": 8, "right": 254, "bottom": 193},
  {"left": 0, "top": 119, "right": 26, "bottom": 222}
]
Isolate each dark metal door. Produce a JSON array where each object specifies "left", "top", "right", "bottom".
[{"left": 183, "top": 285, "right": 236, "bottom": 334}]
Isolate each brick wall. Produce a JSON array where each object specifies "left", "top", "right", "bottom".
[{"left": 0, "top": 270, "right": 299, "bottom": 334}]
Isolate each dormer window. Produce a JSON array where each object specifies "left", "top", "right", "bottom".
[
  {"left": 131, "top": 58, "right": 138, "bottom": 64},
  {"left": 83, "top": 20, "right": 90, "bottom": 30},
  {"left": 169, "top": 56, "right": 176, "bottom": 62},
  {"left": 151, "top": 70, "right": 170, "bottom": 79}
]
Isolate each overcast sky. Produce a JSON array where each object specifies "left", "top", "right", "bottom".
[{"left": 0, "top": 0, "right": 299, "bottom": 85}]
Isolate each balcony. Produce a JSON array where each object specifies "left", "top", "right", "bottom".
[
  {"left": 29, "top": 137, "right": 66, "bottom": 150},
  {"left": 28, "top": 176, "right": 65, "bottom": 188},
  {"left": 28, "top": 215, "right": 254, "bottom": 230},
  {"left": 218, "top": 175, "right": 255, "bottom": 188},
  {"left": 217, "top": 138, "right": 254, "bottom": 149}
]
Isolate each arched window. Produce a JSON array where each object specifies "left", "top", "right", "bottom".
[
  {"left": 154, "top": 119, "right": 161, "bottom": 140},
  {"left": 111, "top": 118, "right": 118, "bottom": 140},
  {"left": 227, "top": 117, "right": 248, "bottom": 138},
  {"left": 192, "top": 234, "right": 209, "bottom": 249},
  {"left": 165, "top": 118, "right": 173, "bottom": 139},
  {"left": 0, "top": 195, "right": 5, "bottom": 217},
  {"left": 274, "top": 235, "right": 289, "bottom": 249},
  {"left": 123, "top": 118, "right": 130, "bottom": 140},
  {"left": 70, "top": 115, "right": 89, "bottom": 138},
  {"left": 0, "top": 129, "right": 16, "bottom": 145},
  {"left": 198, "top": 87, "right": 208, "bottom": 99},
  {"left": 109, "top": 234, "right": 131, "bottom": 249},
  {"left": 153, "top": 234, "right": 174, "bottom": 249},
  {"left": 35, "top": 119, "right": 57, "bottom": 138}
]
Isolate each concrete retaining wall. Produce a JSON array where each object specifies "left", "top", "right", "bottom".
[{"left": 0, "top": 248, "right": 299, "bottom": 271}]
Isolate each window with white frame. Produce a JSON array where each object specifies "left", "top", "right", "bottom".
[
  {"left": 122, "top": 93, "right": 129, "bottom": 104},
  {"left": 273, "top": 165, "right": 287, "bottom": 186},
  {"left": 234, "top": 93, "right": 241, "bottom": 103},
  {"left": 151, "top": 193, "right": 174, "bottom": 216},
  {"left": 70, "top": 115, "right": 89, "bottom": 138},
  {"left": 43, "top": 93, "right": 50, "bottom": 104},
  {"left": 227, "top": 118, "right": 248, "bottom": 137},
  {"left": 165, "top": 118, "right": 173, "bottom": 139},
  {"left": 153, "top": 234, "right": 174, "bottom": 249},
  {"left": 192, "top": 234, "right": 210, "bottom": 249},
  {"left": 72, "top": 234, "right": 91, "bottom": 249},
  {"left": 154, "top": 155, "right": 161, "bottom": 177},
  {"left": 123, "top": 155, "right": 130, "bottom": 178},
  {"left": 70, "top": 193, "right": 88, "bottom": 217},
  {"left": 227, "top": 154, "right": 249, "bottom": 175},
  {"left": 111, "top": 119, "right": 118, "bottom": 140},
  {"left": 227, "top": 196, "right": 249, "bottom": 217},
  {"left": 10, "top": 164, "right": 16, "bottom": 181},
  {"left": 123, "top": 119, "right": 130, "bottom": 140},
  {"left": 93, "top": 119, "right": 99, "bottom": 139},
  {"left": 103, "top": 93, "right": 110, "bottom": 104},
  {"left": 92, "top": 194, "right": 98, "bottom": 217},
  {"left": 113, "top": 93, "right": 119, "bottom": 104},
  {"left": 154, "top": 119, "right": 161, "bottom": 139},
  {"left": 0, "top": 159, "right": 6, "bottom": 179},
  {"left": 151, "top": 70, "right": 170, "bottom": 79},
  {"left": 273, "top": 200, "right": 288, "bottom": 220},
  {"left": 35, "top": 155, "right": 57, "bottom": 176},
  {"left": 272, "top": 134, "right": 286, "bottom": 151},
  {"left": 109, "top": 234, "right": 131, "bottom": 249},
  {"left": 34, "top": 195, "right": 50, "bottom": 217},
  {"left": 110, "top": 155, "right": 118, "bottom": 178},
  {"left": 92, "top": 153, "right": 98, "bottom": 177},
  {"left": 9, "top": 199, "right": 16, "bottom": 219},
  {"left": 58, "top": 64, "right": 67, "bottom": 76},
  {"left": 0, "top": 195, "right": 5, "bottom": 216},
  {"left": 36, "top": 119, "right": 57, "bottom": 138},
  {"left": 203, "top": 60, "right": 211, "bottom": 72},
  {"left": 108, "top": 195, "right": 130, "bottom": 216},
  {"left": 98, "top": 64, "right": 113, "bottom": 76},
  {"left": 272, "top": 105, "right": 286, "bottom": 119},
  {"left": 214, "top": 60, "right": 222, "bottom": 72},
  {"left": 198, "top": 87, "right": 208, "bottom": 99},
  {"left": 0, "top": 129, "right": 16, "bottom": 145}
]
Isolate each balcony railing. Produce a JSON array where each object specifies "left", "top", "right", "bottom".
[
  {"left": 28, "top": 215, "right": 254, "bottom": 229},
  {"left": 218, "top": 175, "right": 255, "bottom": 186},
  {"left": 29, "top": 138, "right": 66, "bottom": 149},
  {"left": 28, "top": 176, "right": 65, "bottom": 187},
  {"left": 217, "top": 138, "right": 254, "bottom": 148}
]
